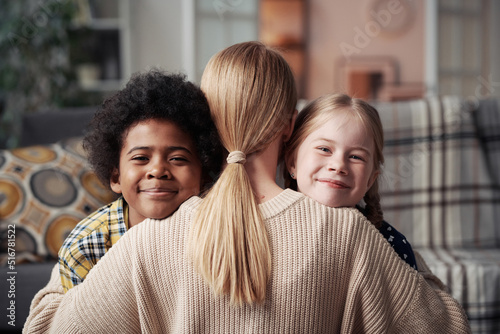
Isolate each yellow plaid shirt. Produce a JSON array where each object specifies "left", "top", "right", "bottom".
[{"left": 59, "top": 197, "right": 128, "bottom": 292}]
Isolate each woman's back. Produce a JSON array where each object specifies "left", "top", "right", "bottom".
[
  {"left": 138, "top": 191, "right": 352, "bottom": 332},
  {"left": 59, "top": 190, "right": 467, "bottom": 334}
]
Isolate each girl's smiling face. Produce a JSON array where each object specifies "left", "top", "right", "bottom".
[{"left": 288, "top": 109, "right": 379, "bottom": 208}]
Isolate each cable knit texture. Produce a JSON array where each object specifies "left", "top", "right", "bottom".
[{"left": 23, "top": 189, "right": 471, "bottom": 334}]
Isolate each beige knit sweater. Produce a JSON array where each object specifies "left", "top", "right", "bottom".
[{"left": 24, "top": 189, "right": 471, "bottom": 333}]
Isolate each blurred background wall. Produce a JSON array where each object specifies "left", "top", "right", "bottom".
[{"left": 1, "top": 0, "right": 499, "bottom": 147}]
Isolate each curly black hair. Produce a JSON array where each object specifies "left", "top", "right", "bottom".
[{"left": 83, "top": 69, "right": 223, "bottom": 192}]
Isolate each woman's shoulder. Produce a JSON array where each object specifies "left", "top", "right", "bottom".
[
  {"left": 262, "top": 189, "right": 370, "bottom": 228},
  {"left": 130, "top": 195, "right": 202, "bottom": 233},
  {"left": 298, "top": 193, "right": 369, "bottom": 221}
]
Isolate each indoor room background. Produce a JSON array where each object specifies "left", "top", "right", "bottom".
[
  {"left": 1, "top": 0, "right": 499, "bottom": 148},
  {"left": 1, "top": 1, "right": 499, "bottom": 333}
]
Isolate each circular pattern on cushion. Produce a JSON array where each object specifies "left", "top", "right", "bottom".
[
  {"left": 0, "top": 138, "right": 116, "bottom": 262},
  {"left": 30, "top": 169, "right": 78, "bottom": 207},
  {"left": 11, "top": 146, "right": 57, "bottom": 164},
  {"left": 81, "top": 170, "right": 116, "bottom": 203},
  {"left": 0, "top": 178, "right": 24, "bottom": 218},
  {"left": 45, "top": 215, "right": 80, "bottom": 258}
]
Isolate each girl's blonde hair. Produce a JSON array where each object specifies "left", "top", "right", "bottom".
[
  {"left": 284, "top": 93, "right": 385, "bottom": 228},
  {"left": 190, "top": 41, "right": 297, "bottom": 305}
]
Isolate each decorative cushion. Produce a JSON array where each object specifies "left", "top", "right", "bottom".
[{"left": 0, "top": 137, "right": 116, "bottom": 263}]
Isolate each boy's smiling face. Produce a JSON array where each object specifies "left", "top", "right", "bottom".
[{"left": 111, "top": 119, "right": 202, "bottom": 227}]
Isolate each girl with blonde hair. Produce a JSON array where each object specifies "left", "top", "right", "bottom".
[
  {"left": 284, "top": 93, "right": 417, "bottom": 269},
  {"left": 24, "top": 42, "right": 470, "bottom": 333}
]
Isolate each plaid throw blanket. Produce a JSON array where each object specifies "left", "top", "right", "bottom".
[
  {"left": 374, "top": 96, "right": 500, "bottom": 333},
  {"left": 473, "top": 98, "right": 500, "bottom": 190}
]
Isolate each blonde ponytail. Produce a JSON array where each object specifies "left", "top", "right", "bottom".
[
  {"left": 189, "top": 41, "right": 297, "bottom": 305},
  {"left": 191, "top": 161, "right": 270, "bottom": 304}
]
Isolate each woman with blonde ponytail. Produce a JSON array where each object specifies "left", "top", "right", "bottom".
[
  {"left": 24, "top": 42, "right": 471, "bottom": 334},
  {"left": 190, "top": 41, "right": 297, "bottom": 305}
]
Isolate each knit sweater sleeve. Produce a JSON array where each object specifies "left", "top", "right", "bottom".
[
  {"left": 23, "top": 264, "right": 64, "bottom": 333},
  {"left": 414, "top": 249, "right": 448, "bottom": 292},
  {"left": 23, "top": 225, "right": 142, "bottom": 334},
  {"left": 340, "top": 214, "right": 471, "bottom": 333}
]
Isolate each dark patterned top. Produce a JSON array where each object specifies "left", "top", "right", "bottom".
[
  {"left": 377, "top": 220, "right": 418, "bottom": 270},
  {"left": 356, "top": 206, "right": 417, "bottom": 270}
]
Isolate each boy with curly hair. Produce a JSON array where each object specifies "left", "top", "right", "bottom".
[{"left": 58, "top": 69, "right": 223, "bottom": 292}]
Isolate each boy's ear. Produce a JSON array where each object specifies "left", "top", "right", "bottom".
[
  {"left": 283, "top": 109, "right": 298, "bottom": 142},
  {"left": 110, "top": 168, "right": 122, "bottom": 194}
]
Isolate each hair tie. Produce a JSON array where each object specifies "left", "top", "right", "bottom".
[{"left": 227, "top": 151, "right": 246, "bottom": 165}]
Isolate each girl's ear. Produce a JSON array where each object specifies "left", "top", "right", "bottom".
[
  {"left": 110, "top": 168, "right": 122, "bottom": 194},
  {"left": 285, "top": 151, "right": 297, "bottom": 179},
  {"left": 283, "top": 109, "right": 298, "bottom": 142}
]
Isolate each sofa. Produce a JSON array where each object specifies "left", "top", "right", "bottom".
[
  {"left": 0, "top": 107, "right": 116, "bottom": 333},
  {"left": 1, "top": 97, "right": 499, "bottom": 333},
  {"left": 373, "top": 96, "right": 500, "bottom": 334}
]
